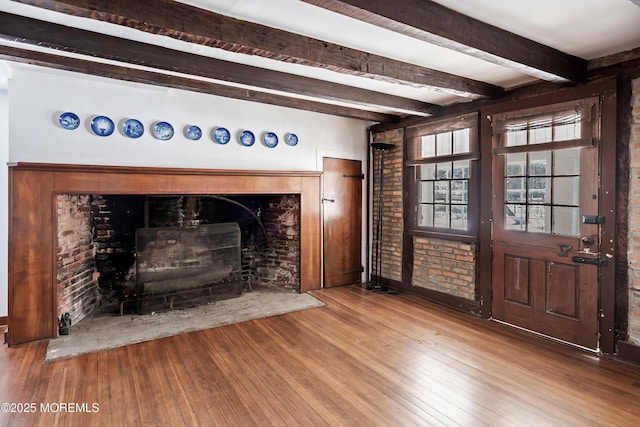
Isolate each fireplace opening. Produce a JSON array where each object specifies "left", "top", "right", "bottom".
[{"left": 56, "top": 193, "right": 301, "bottom": 328}]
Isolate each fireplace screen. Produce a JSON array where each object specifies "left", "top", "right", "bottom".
[{"left": 135, "top": 222, "right": 242, "bottom": 313}]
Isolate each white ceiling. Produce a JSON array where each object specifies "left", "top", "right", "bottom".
[{"left": 1, "top": 0, "right": 640, "bottom": 116}]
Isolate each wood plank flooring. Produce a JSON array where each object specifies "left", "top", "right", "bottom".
[{"left": 2, "top": 285, "right": 640, "bottom": 426}]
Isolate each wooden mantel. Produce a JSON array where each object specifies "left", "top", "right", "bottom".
[{"left": 7, "top": 163, "right": 322, "bottom": 346}]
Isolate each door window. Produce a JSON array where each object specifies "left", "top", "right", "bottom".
[
  {"left": 493, "top": 100, "right": 595, "bottom": 237},
  {"left": 504, "top": 148, "right": 581, "bottom": 236}
]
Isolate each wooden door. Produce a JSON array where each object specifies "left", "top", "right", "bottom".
[
  {"left": 323, "top": 158, "right": 363, "bottom": 288},
  {"left": 492, "top": 120, "right": 601, "bottom": 349}
]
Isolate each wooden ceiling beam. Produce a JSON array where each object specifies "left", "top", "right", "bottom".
[
  {"left": 0, "top": 12, "right": 439, "bottom": 117},
  {"left": 302, "top": 0, "right": 588, "bottom": 83},
  {"left": 11, "top": 0, "right": 502, "bottom": 99},
  {"left": 0, "top": 45, "right": 399, "bottom": 123}
]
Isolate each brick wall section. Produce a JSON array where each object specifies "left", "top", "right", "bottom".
[
  {"left": 256, "top": 195, "right": 301, "bottom": 290},
  {"left": 372, "top": 129, "right": 403, "bottom": 282},
  {"left": 91, "top": 195, "right": 144, "bottom": 294},
  {"left": 628, "top": 78, "right": 640, "bottom": 344},
  {"left": 412, "top": 237, "right": 476, "bottom": 300},
  {"left": 56, "top": 195, "right": 98, "bottom": 326}
]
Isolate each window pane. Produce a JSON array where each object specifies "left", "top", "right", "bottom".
[
  {"left": 553, "top": 206, "right": 580, "bottom": 236},
  {"left": 451, "top": 180, "right": 467, "bottom": 203},
  {"left": 436, "top": 132, "right": 452, "bottom": 156},
  {"left": 528, "top": 206, "right": 551, "bottom": 233},
  {"left": 437, "top": 162, "right": 452, "bottom": 179},
  {"left": 434, "top": 181, "right": 449, "bottom": 203},
  {"left": 451, "top": 205, "right": 468, "bottom": 230},
  {"left": 505, "top": 204, "right": 526, "bottom": 231},
  {"left": 528, "top": 177, "right": 550, "bottom": 204},
  {"left": 554, "top": 148, "right": 580, "bottom": 175},
  {"left": 554, "top": 113, "right": 581, "bottom": 141},
  {"left": 418, "top": 204, "right": 433, "bottom": 227},
  {"left": 421, "top": 134, "right": 436, "bottom": 158},
  {"left": 434, "top": 205, "right": 450, "bottom": 228},
  {"left": 453, "top": 160, "right": 470, "bottom": 179},
  {"left": 553, "top": 177, "right": 580, "bottom": 205},
  {"left": 530, "top": 125, "right": 552, "bottom": 144},
  {"left": 529, "top": 151, "right": 551, "bottom": 176},
  {"left": 453, "top": 129, "right": 470, "bottom": 154},
  {"left": 506, "top": 153, "right": 526, "bottom": 176},
  {"left": 419, "top": 181, "right": 433, "bottom": 203},
  {"left": 505, "top": 129, "right": 527, "bottom": 147},
  {"left": 506, "top": 177, "right": 526, "bottom": 202},
  {"left": 420, "top": 163, "right": 436, "bottom": 180}
]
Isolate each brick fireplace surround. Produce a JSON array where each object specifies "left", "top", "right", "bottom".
[{"left": 7, "top": 163, "right": 321, "bottom": 346}]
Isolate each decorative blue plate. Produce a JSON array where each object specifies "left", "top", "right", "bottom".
[
  {"left": 90, "top": 115, "right": 115, "bottom": 137},
  {"left": 153, "top": 121, "right": 174, "bottom": 140},
  {"left": 122, "top": 118, "right": 144, "bottom": 139},
  {"left": 185, "top": 125, "right": 202, "bottom": 141},
  {"left": 59, "top": 112, "right": 80, "bottom": 130},
  {"left": 239, "top": 130, "right": 255, "bottom": 147},
  {"left": 213, "top": 127, "right": 231, "bottom": 144},
  {"left": 263, "top": 132, "right": 278, "bottom": 148},
  {"left": 286, "top": 133, "right": 299, "bottom": 146}
]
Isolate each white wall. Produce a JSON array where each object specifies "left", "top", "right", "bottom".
[
  {"left": 2, "top": 63, "right": 373, "bottom": 316},
  {"left": 0, "top": 72, "right": 8, "bottom": 318},
  {"left": 8, "top": 65, "right": 370, "bottom": 171}
]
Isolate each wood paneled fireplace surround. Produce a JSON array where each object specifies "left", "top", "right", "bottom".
[{"left": 7, "top": 163, "right": 321, "bottom": 347}]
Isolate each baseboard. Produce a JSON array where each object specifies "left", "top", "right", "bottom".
[
  {"left": 615, "top": 340, "right": 640, "bottom": 367},
  {"left": 372, "top": 276, "right": 482, "bottom": 316}
]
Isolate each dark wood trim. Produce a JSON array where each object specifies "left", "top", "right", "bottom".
[
  {"left": 8, "top": 163, "right": 322, "bottom": 346},
  {"left": 13, "top": 0, "right": 502, "bottom": 99},
  {"left": 615, "top": 78, "right": 632, "bottom": 339},
  {"left": 0, "top": 12, "right": 438, "bottom": 117},
  {"left": 375, "top": 276, "right": 482, "bottom": 316},
  {"left": 616, "top": 341, "right": 640, "bottom": 367},
  {"left": 0, "top": 317, "right": 7, "bottom": 327},
  {"left": 301, "top": 0, "right": 587, "bottom": 83},
  {"left": 599, "top": 81, "right": 618, "bottom": 354},
  {"left": 401, "top": 127, "right": 413, "bottom": 286},
  {"left": 478, "top": 112, "right": 493, "bottom": 318},
  {"left": 372, "top": 57, "right": 640, "bottom": 133}
]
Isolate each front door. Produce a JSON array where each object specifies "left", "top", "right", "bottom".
[
  {"left": 491, "top": 99, "right": 601, "bottom": 349},
  {"left": 323, "top": 157, "right": 363, "bottom": 288}
]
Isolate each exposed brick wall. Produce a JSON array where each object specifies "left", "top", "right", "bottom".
[
  {"left": 257, "top": 195, "right": 301, "bottom": 290},
  {"left": 412, "top": 237, "right": 476, "bottom": 300},
  {"left": 91, "top": 195, "right": 145, "bottom": 295},
  {"left": 372, "top": 129, "right": 403, "bottom": 282},
  {"left": 628, "top": 78, "right": 640, "bottom": 344},
  {"left": 57, "top": 194, "right": 300, "bottom": 318},
  {"left": 56, "top": 195, "right": 98, "bottom": 326}
]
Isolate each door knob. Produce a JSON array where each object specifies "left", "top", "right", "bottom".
[{"left": 581, "top": 236, "right": 594, "bottom": 246}]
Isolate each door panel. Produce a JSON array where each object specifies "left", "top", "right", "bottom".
[
  {"left": 323, "top": 158, "right": 363, "bottom": 288},
  {"left": 491, "top": 102, "right": 601, "bottom": 349},
  {"left": 493, "top": 242, "right": 599, "bottom": 347}
]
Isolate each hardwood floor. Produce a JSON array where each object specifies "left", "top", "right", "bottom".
[{"left": 2, "top": 285, "right": 640, "bottom": 426}]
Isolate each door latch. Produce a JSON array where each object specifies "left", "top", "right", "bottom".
[
  {"left": 557, "top": 242, "right": 572, "bottom": 257},
  {"left": 572, "top": 255, "right": 608, "bottom": 267}
]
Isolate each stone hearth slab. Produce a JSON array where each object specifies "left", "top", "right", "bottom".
[{"left": 45, "top": 287, "right": 324, "bottom": 361}]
